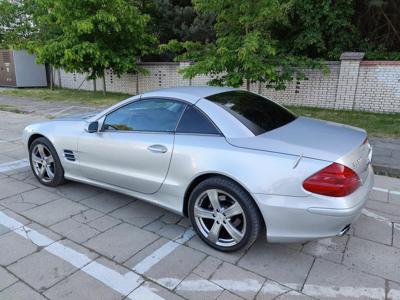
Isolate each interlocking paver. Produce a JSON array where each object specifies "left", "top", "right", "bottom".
[
  {"left": 186, "top": 236, "right": 245, "bottom": 264},
  {"left": 0, "top": 188, "right": 60, "bottom": 212},
  {"left": 0, "top": 266, "right": 17, "bottom": 291},
  {"left": 141, "top": 244, "right": 206, "bottom": 290},
  {"left": 366, "top": 200, "right": 400, "bottom": 217},
  {"left": 71, "top": 209, "right": 104, "bottom": 224},
  {"left": 0, "top": 281, "right": 46, "bottom": 300},
  {"left": 124, "top": 237, "right": 170, "bottom": 268},
  {"left": 193, "top": 256, "right": 222, "bottom": 279},
  {"left": 144, "top": 220, "right": 186, "bottom": 240},
  {"left": 0, "top": 231, "right": 38, "bottom": 266},
  {"left": 176, "top": 273, "right": 224, "bottom": 300},
  {"left": 238, "top": 241, "right": 314, "bottom": 290},
  {"left": 388, "top": 281, "right": 400, "bottom": 300},
  {"left": 303, "top": 258, "right": 385, "bottom": 299},
  {"left": 394, "top": 224, "right": 400, "bottom": 249},
  {"left": 130, "top": 281, "right": 184, "bottom": 300},
  {"left": 44, "top": 270, "right": 123, "bottom": 300},
  {"left": 87, "top": 214, "right": 121, "bottom": 232},
  {"left": 275, "top": 291, "right": 312, "bottom": 299},
  {"left": 217, "top": 290, "right": 243, "bottom": 300},
  {"left": 55, "top": 182, "right": 103, "bottom": 202},
  {"left": 21, "top": 198, "right": 89, "bottom": 226},
  {"left": 343, "top": 236, "right": 400, "bottom": 282},
  {"left": 161, "top": 212, "right": 183, "bottom": 224},
  {"left": 368, "top": 189, "right": 388, "bottom": 202},
  {"left": 50, "top": 218, "right": 100, "bottom": 243},
  {"left": 0, "top": 178, "right": 35, "bottom": 200},
  {"left": 302, "top": 235, "right": 348, "bottom": 263},
  {"left": 80, "top": 191, "right": 133, "bottom": 213},
  {"left": 256, "top": 280, "right": 291, "bottom": 300},
  {"left": 389, "top": 191, "right": 400, "bottom": 204},
  {"left": 0, "top": 224, "right": 9, "bottom": 237},
  {"left": 110, "top": 200, "right": 167, "bottom": 227},
  {"left": 84, "top": 222, "right": 158, "bottom": 263},
  {"left": 8, "top": 250, "right": 77, "bottom": 292},
  {"left": 353, "top": 214, "right": 392, "bottom": 245},
  {"left": 210, "top": 262, "right": 264, "bottom": 300}
]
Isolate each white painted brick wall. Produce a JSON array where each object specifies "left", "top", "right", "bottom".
[{"left": 55, "top": 57, "right": 400, "bottom": 113}]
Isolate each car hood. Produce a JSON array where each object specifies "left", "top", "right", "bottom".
[
  {"left": 55, "top": 111, "right": 100, "bottom": 121},
  {"left": 227, "top": 117, "right": 367, "bottom": 162}
]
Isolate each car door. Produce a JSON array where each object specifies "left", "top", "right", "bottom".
[{"left": 77, "top": 98, "right": 186, "bottom": 194}]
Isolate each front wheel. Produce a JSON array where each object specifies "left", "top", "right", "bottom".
[
  {"left": 29, "top": 137, "right": 65, "bottom": 187},
  {"left": 188, "top": 176, "right": 262, "bottom": 252}
]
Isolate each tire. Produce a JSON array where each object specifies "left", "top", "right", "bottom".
[
  {"left": 188, "top": 176, "right": 262, "bottom": 252},
  {"left": 29, "top": 137, "right": 66, "bottom": 187}
]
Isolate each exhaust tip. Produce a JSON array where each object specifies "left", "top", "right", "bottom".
[{"left": 338, "top": 224, "right": 351, "bottom": 236}]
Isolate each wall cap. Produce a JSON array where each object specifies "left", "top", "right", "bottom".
[{"left": 340, "top": 52, "right": 365, "bottom": 60}]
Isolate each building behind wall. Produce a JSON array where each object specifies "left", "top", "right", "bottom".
[{"left": 0, "top": 50, "right": 47, "bottom": 88}]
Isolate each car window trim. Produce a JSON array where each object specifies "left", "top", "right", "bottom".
[{"left": 100, "top": 97, "right": 188, "bottom": 134}]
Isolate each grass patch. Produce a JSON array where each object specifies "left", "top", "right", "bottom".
[
  {"left": 0, "top": 88, "right": 398, "bottom": 138},
  {"left": 288, "top": 106, "right": 400, "bottom": 138},
  {"left": 0, "top": 104, "right": 28, "bottom": 114},
  {"left": 0, "top": 88, "right": 129, "bottom": 106}
]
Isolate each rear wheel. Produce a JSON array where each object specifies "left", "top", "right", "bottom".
[
  {"left": 188, "top": 176, "right": 262, "bottom": 252},
  {"left": 29, "top": 137, "right": 65, "bottom": 187}
]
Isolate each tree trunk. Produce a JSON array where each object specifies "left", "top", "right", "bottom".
[
  {"left": 57, "top": 69, "right": 62, "bottom": 88},
  {"left": 246, "top": 79, "right": 250, "bottom": 91},
  {"left": 49, "top": 66, "right": 54, "bottom": 90},
  {"left": 102, "top": 72, "right": 106, "bottom": 95},
  {"left": 93, "top": 79, "right": 97, "bottom": 92}
]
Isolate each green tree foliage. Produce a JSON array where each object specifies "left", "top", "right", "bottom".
[
  {"left": 2, "top": 0, "right": 155, "bottom": 93},
  {"left": 142, "top": 0, "right": 215, "bottom": 61},
  {"left": 164, "top": 0, "right": 321, "bottom": 89},
  {"left": 0, "top": 0, "right": 33, "bottom": 48},
  {"left": 277, "top": 0, "right": 358, "bottom": 60},
  {"left": 355, "top": 0, "right": 400, "bottom": 60}
]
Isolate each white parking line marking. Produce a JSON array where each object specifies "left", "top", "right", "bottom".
[
  {"left": 0, "top": 159, "right": 29, "bottom": 173},
  {"left": 372, "top": 187, "right": 388, "bottom": 193},
  {"left": 0, "top": 211, "right": 163, "bottom": 299},
  {"left": 362, "top": 209, "right": 394, "bottom": 227},
  {"left": 302, "top": 284, "right": 385, "bottom": 299},
  {"left": 133, "top": 228, "right": 195, "bottom": 275}
]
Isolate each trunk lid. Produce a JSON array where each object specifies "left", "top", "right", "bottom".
[{"left": 227, "top": 117, "right": 368, "bottom": 163}]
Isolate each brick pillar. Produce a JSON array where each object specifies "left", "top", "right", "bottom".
[{"left": 335, "top": 52, "right": 364, "bottom": 110}]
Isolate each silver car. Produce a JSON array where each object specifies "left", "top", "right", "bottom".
[{"left": 23, "top": 86, "right": 374, "bottom": 252}]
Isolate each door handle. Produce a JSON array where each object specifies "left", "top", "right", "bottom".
[{"left": 147, "top": 144, "right": 168, "bottom": 153}]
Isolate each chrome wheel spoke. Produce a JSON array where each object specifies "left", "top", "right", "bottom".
[
  {"left": 207, "top": 221, "right": 222, "bottom": 243},
  {"left": 32, "top": 155, "right": 42, "bottom": 164},
  {"left": 223, "top": 221, "right": 244, "bottom": 242},
  {"left": 38, "top": 164, "right": 46, "bottom": 178},
  {"left": 207, "top": 189, "right": 221, "bottom": 211},
  {"left": 46, "top": 155, "right": 54, "bottom": 163},
  {"left": 194, "top": 206, "right": 215, "bottom": 219},
  {"left": 45, "top": 165, "right": 54, "bottom": 179},
  {"left": 37, "top": 144, "right": 46, "bottom": 159},
  {"left": 223, "top": 202, "right": 243, "bottom": 218}
]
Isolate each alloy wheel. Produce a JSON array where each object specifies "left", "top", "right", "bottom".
[
  {"left": 193, "top": 189, "right": 246, "bottom": 247},
  {"left": 31, "top": 144, "right": 55, "bottom": 183}
]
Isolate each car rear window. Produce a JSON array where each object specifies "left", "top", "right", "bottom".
[{"left": 206, "top": 91, "right": 296, "bottom": 135}]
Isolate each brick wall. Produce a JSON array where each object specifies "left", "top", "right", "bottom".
[{"left": 56, "top": 53, "right": 400, "bottom": 113}]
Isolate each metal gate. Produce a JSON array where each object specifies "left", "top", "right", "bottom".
[{"left": 0, "top": 50, "right": 16, "bottom": 87}]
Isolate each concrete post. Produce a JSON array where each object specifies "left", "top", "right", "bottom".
[{"left": 334, "top": 52, "right": 364, "bottom": 110}]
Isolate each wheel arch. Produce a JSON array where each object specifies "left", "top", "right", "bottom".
[
  {"left": 182, "top": 173, "right": 265, "bottom": 228},
  {"left": 27, "top": 133, "right": 47, "bottom": 149}
]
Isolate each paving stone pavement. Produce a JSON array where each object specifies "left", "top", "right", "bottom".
[{"left": 0, "top": 105, "right": 400, "bottom": 299}]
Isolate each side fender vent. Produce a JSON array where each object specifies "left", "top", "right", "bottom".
[{"left": 64, "top": 150, "right": 76, "bottom": 161}]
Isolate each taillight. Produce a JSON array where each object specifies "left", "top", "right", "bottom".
[{"left": 303, "top": 163, "right": 361, "bottom": 197}]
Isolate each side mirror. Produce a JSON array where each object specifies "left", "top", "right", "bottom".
[{"left": 87, "top": 121, "right": 99, "bottom": 133}]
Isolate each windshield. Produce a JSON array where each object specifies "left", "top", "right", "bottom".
[{"left": 206, "top": 91, "right": 296, "bottom": 135}]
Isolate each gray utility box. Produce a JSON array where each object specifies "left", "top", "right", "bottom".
[{"left": 0, "top": 50, "right": 47, "bottom": 87}]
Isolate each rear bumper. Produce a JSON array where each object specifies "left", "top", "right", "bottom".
[{"left": 252, "top": 165, "right": 374, "bottom": 243}]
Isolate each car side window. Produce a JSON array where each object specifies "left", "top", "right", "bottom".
[
  {"left": 103, "top": 99, "right": 186, "bottom": 132},
  {"left": 176, "top": 105, "right": 220, "bottom": 135}
]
